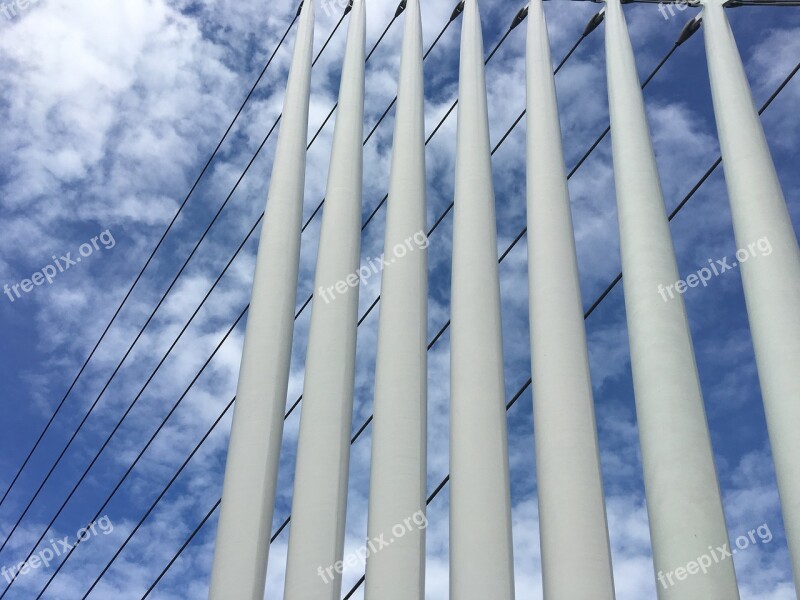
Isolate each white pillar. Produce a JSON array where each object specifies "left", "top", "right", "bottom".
[
  {"left": 450, "top": 1, "right": 515, "bottom": 598},
  {"left": 208, "top": 2, "right": 315, "bottom": 598},
  {"left": 604, "top": 0, "right": 739, "bottom": 597},
  {"left": 526, "top": 2, "right": 615, "bottom": 597},
  {"left": 282, "top": 1, "right": 365, "bottom": 598},
  {"left": 364, "top": 0, "right": 427, "bottom": 597},
  {"left": 702, "top": 1, "right": 800, "bottom": 588}
]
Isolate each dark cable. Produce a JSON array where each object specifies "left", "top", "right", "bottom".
[
  {"left": 136, "top": 30, "right": 800, "bottom": 600},
  {"left": 0, "top": 113, "right": 278, "bottom": 564},
  {"left": 232, "top": 2, "right": 577, "bottom": 578},
  {"left": 642, "top": 44, "right": 679, "bottom": 87},
  {"left": 23, "top": 1, "right": 421, "bottom": 595},
  {"left": 24, "top": 294, "right": 251, "bottom": 597},
  {"left": 366, "top": 3, "right": 403, "bottom": 63},
  {"left": 35, "top": 388, "right": 238, "bottom": 598},
  {"left": 4, "top": 228, "right": 260, "bottom": 597},
  {"left": 426, "top": 2, "right": 463, "bottom": 59},
  {"left": 79, "top": 397, "right": 237, "bottom": 600},
  {"left": 57, "top": 9, "right": 455, "bottom": 595},
  {"left": 8, "top": 7, "right": 381, "bottom": 598},
  {"left": 493, "top": 18, "right": 704, "bottom": 269},
  {"left": 0, "top": 1, "right": 350, "bottom": 572},
  {"left": 348, "top": 10, "right": 606, "bottom": 442},
  {"left": 64, "top": 9, "right": 733, "bottom": 599},
  {"left": 301, "top": 4, "right": 465, "bottom": 233},
  {"left": 341, "top": 57, "right": 800, "bottom": 599},
  {"left": 141, "top": 498, "right": 222, "bottom": 600},
  {"left": 0, "top": 4, "right": 301, "bottom": 513},
  {"left": 359, "top": 4, "right": 530, "bottom": 230},
  {"left": 122, "top": 12, "right": 588, "bottom": 598},
  {"left": 585, "top": 60, "right": 800, "bottom": 319},
  {"left": 555, "top": 33, "right": 588, "bottom": 74},
  {"left": 283, "top": 4, "right": 533, "bottom": 457},
  {"left": 313, "top": 9, "right": 349, "bottom": 67},
  {"left": 52, "top": 3, "right": 520, "bottom": 596}
]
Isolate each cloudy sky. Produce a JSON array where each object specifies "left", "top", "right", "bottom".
[{"left": 0, "top": 0, "right": 798, "bottom": 598}]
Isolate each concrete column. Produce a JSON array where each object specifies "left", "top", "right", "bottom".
[
  {"left": 282, "top": 1, "right": 365, "bottom": 598},
  {"left": 208, "top": 2, "right": 315, "bottom": 599},
  {"left": 604, "top": 0, "right": 739, "bottom": 597},
  {"left": 526, "top": 2, "right": 615, "bottom": 598},
  {"left": 702, "top": 1, "right": 800, "bottom": 588},
  {"left": 450, "top": 0, "right": 515, "bottom": 598},
  {"left": 364, "top": 0, "right": 428, "bottom": 598}
]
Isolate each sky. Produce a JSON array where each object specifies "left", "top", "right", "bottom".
[{"left": 0, "top": 0, "right": 798, "bottom": 598}]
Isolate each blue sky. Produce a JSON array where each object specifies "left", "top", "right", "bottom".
[{"left": 0, "top": 0, "right": 798, "bottom": 598}]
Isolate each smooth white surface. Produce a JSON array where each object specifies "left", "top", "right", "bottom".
[
  {"left": 208, "top": 1, "right": 315, "bottom": 598},
  {"left": 703, "top": 2, "right": 800, "bottom": 590},
  {"left": 526, "top": 2, "right": 615, "bottom": 597},
  {"left": 364, "top": 0, "right": 428, "bottom": 598},
  {"left": 605, "top": 0, "right": 739, "bottom": 597},
  {"left": 449, "top": 1, "right": 515, "bottom": 598},
  {"left": 282, "top": 1, "right": 366, "bottom": 597}
]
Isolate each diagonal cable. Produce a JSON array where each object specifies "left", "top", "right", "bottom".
[
  {"left": 128, "top": 32, "right": 798, "bottom": 600},
  {"left": 341, "top": 54, "right": 800, "bottom": 600},
  {"left": 0, "top": 0, "right": 353, "bottom": 574},
  {"left": 0, "top": 3, "right": 303, "bottom": 513},
  {"left": 24, "top": 2, "right": 463, "bottom": 596},
  {"left": 40, "top": 2, "right": 523, "bottom": 596},
  {"left": 47, "top": 8, "right": 731, "bottom": 598},
  {"left": 137, "top": 25, "right": 800, "bottom": 600},
  {"left": 73, "top": 9, "right": 592, "bottom": 597}
]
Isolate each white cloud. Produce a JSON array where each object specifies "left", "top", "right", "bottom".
[{"left": 0, "top": 1, "right": 797, "bottom": 599}]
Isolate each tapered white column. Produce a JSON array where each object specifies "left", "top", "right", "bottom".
[
  {"left": 364, "top": 0, "right": 427, "bottom": 598},
  {"left": 282, "top": 1, "right": 365, "bottom": 598},
  {"left": 702, "top": 2, "right": 800, "bottom": 588},
  {"left": 450, "top": 1, "right": 515, "bottom": 598},
  {"left": 208, "top": 3, "right": 314, "bottom": 598},
  {"left": 604, "top": 1, "right": 739, "bottom": 597},
  {"left": 526, "top": 2, "right": 615, "bottom": 598}
]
